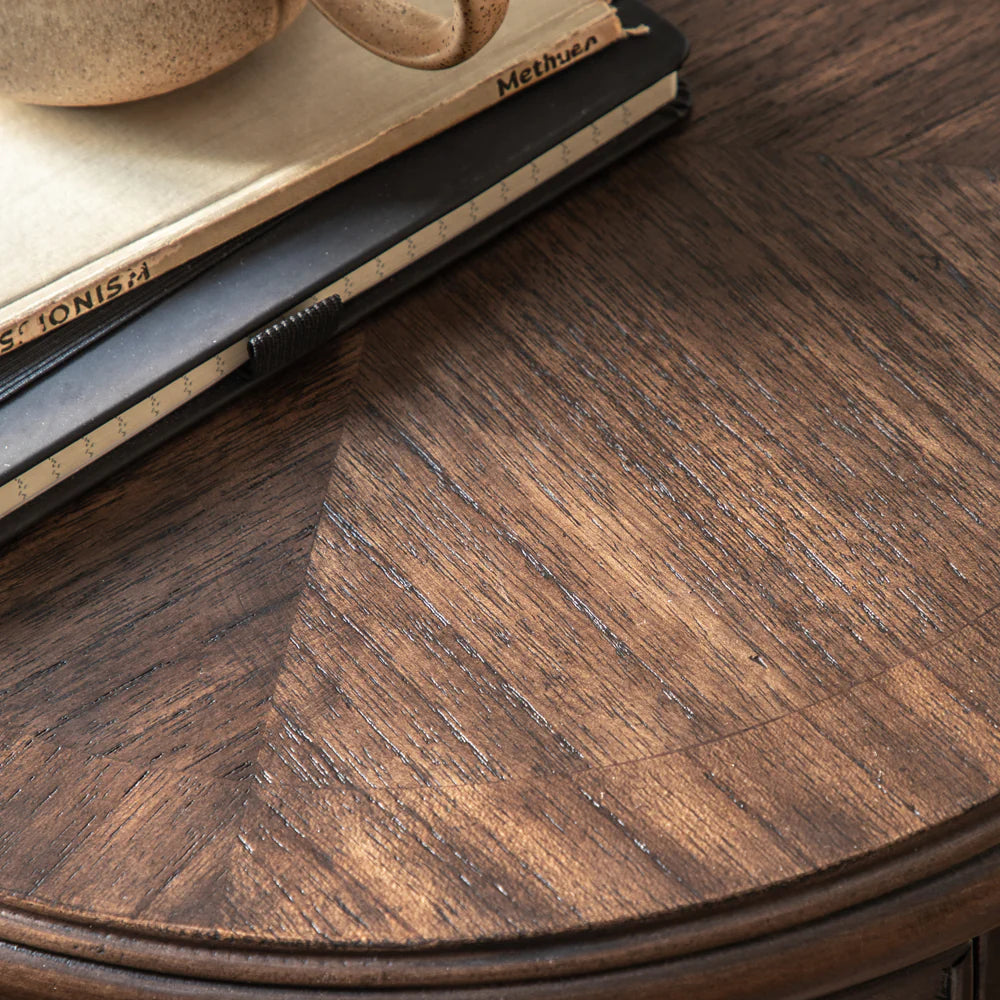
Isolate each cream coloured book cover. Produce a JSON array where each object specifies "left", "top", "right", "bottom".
[{"left": 0, "top": 0, "right": 623, "bottom": 354}]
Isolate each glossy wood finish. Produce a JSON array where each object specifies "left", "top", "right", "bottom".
[{"left": 3, "top": 0, "right": 1000, "bottom": 996}]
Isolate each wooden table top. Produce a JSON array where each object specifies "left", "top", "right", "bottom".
[{"left": 3, "top": 1, "right": 1000, "bottom": 997}]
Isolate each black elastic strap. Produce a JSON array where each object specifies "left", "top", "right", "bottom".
[{"left": 246, "top": 295, "right": 343, "bottom": 378}]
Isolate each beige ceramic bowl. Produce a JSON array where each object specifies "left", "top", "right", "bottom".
[{"left": 0, "top": 0, "right": 509, "bottom": 106}]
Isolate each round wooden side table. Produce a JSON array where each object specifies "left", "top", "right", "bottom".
[{"left": 3, "top": 1, "right": 1000, "bottom": 997}]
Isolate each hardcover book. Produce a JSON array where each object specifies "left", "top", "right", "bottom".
[
  {"left": 0, "top": 0, "right": 625, "bottom": 357},
  {"left": 0, "top": 0, "right": 690, "bottom": 544}
]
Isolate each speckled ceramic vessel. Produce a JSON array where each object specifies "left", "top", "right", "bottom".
[{"left": 0, "top": 0, "right": 509, "bottom": 106}]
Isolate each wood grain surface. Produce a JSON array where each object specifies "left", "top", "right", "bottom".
[{"left": 3, "top": 1, "right": 1000, "bottom": 997}]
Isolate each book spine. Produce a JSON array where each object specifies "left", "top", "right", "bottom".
[
  {"left": 1, "top": 262, "right": 154, "bottom": 358},
  {"left": 0, "top": 9, "right": 625, "bottom": 360},
  {"left": 482, "top": 15, "right": 625, "bottom": 105}
]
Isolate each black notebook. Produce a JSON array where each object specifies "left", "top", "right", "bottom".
[{"left": 0, "top": 0, "right": 689, "bottom": 545}]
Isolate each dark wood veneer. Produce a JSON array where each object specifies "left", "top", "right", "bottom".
[{"left": 2, "top": 0, "right": 1000, "bottom": 996}]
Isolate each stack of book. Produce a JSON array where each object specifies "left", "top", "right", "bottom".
[{"left": 0, "top": 0, "right": 689, "bottom": 544}]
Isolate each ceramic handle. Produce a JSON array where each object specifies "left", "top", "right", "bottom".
[{"left": 310, "top": 0, "right": 509, "bottom": 69}]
